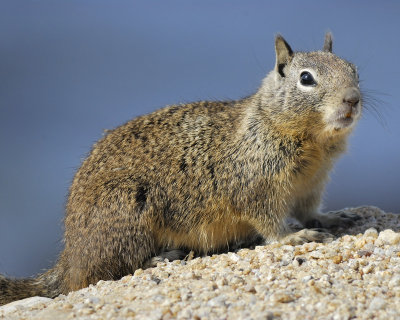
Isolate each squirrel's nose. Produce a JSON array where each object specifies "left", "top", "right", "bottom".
[{"left": 342, "top": 87, "right": 360, "bottom": 108}]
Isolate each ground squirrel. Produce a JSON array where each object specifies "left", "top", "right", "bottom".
[{"left": 0, "top": 33, "right": 362, "bottom": 305}]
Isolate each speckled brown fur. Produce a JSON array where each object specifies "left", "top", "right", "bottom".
[{"left": 0, "top": 33, "right": 362, "bottom": 305}]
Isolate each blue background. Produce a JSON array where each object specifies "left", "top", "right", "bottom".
[{"left": 1, "top": 1, "right": 399, "bottom": 277}]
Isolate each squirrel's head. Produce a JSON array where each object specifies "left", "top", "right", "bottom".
[{"left": 259, "top": 33, "right": 362, "bottom": 139}]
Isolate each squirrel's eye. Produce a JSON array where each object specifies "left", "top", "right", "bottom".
[{"left": 300, "top": 71, "right": 316, "bottom": 86}]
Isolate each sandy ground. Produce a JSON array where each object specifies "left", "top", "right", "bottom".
[{"left": 1, "top": 206, "right": 399, "bottom": 320}]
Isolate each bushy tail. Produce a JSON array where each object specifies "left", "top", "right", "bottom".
[{"left": 0, "top": 267, "right": 62, "bottom": 306}]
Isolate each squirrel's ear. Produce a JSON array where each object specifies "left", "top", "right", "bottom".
[
  {"left": 323, "top": 32, "right": 333, "bottom": 52},
  {"left": 275, "top": 35, "right": 293, "bottom": 77}
]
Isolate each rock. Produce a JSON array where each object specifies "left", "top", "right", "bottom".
[
  {"left": 376, "top": 229, "right": 400, "bottom": 245},
  {"left": 0, "top": 296, "right": 53, "bottom": 315}
]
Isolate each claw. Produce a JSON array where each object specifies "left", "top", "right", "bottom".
[
  {"left": 143, "top": 249, "right": 186, "bottom": 268},
  {"left": 282, "top": 228, "right": 335, "bottom": 245}
]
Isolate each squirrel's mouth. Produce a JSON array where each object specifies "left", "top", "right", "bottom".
[
  {"left": 325, "top": 103, "right": 361, "bottom": 131},
  {"left": 331, "top": 113, "right": 354, "bottom": 130}
]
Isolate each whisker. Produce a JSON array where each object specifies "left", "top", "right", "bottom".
[{"left": 360, "top": 86, "right": 391, "bottom": 129}]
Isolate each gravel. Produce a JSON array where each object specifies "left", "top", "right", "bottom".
[{"left": 1, "top": 206, "right": 399, "bottom": 319}]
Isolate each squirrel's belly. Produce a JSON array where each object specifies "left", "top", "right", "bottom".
[{"left": 153, "top": 218, "right": 257, "bottom": 254}]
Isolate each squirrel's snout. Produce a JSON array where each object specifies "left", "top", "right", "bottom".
[
  {"left": 325, "top": 87, "right": 362, "bottom": 130},
  {"left": 342, "top": 87, "right": 361, "bottom": 108}
]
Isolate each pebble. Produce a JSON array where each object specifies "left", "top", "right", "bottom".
[
  {"left": 369, "top": 297, "right": 386, "bottom": 310},
  {"left": 364, "top": 227, "right": 379, "bottom": 238},
  {"left": 1, "top": 206, "right": 400, "bottom": 320},
  {"left": 376, "top": 229, "right": 400, "bottom": 245},
  {"left": 302, "top": 275, "right": 313, "bottom": 282},
  {"left": 388, "top": 275, "right": 400, "bottom": 287},
  {"left": 228, "top": 252, "right": 240, "bottom": 262}
]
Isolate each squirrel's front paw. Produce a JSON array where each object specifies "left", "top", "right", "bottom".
[
  {"left": 281, "top": 228, "right": 334, "bottom": 245},
  {"left": 305, "top": 210, "right": 361, "bottom": 229},
  {"left": 143, "top": 249, "right": 186, "bottom": 268}
]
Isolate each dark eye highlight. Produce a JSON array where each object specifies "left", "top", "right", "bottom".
[{"left": 300, "top": 71, "right": 316, "bottom": 86}]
